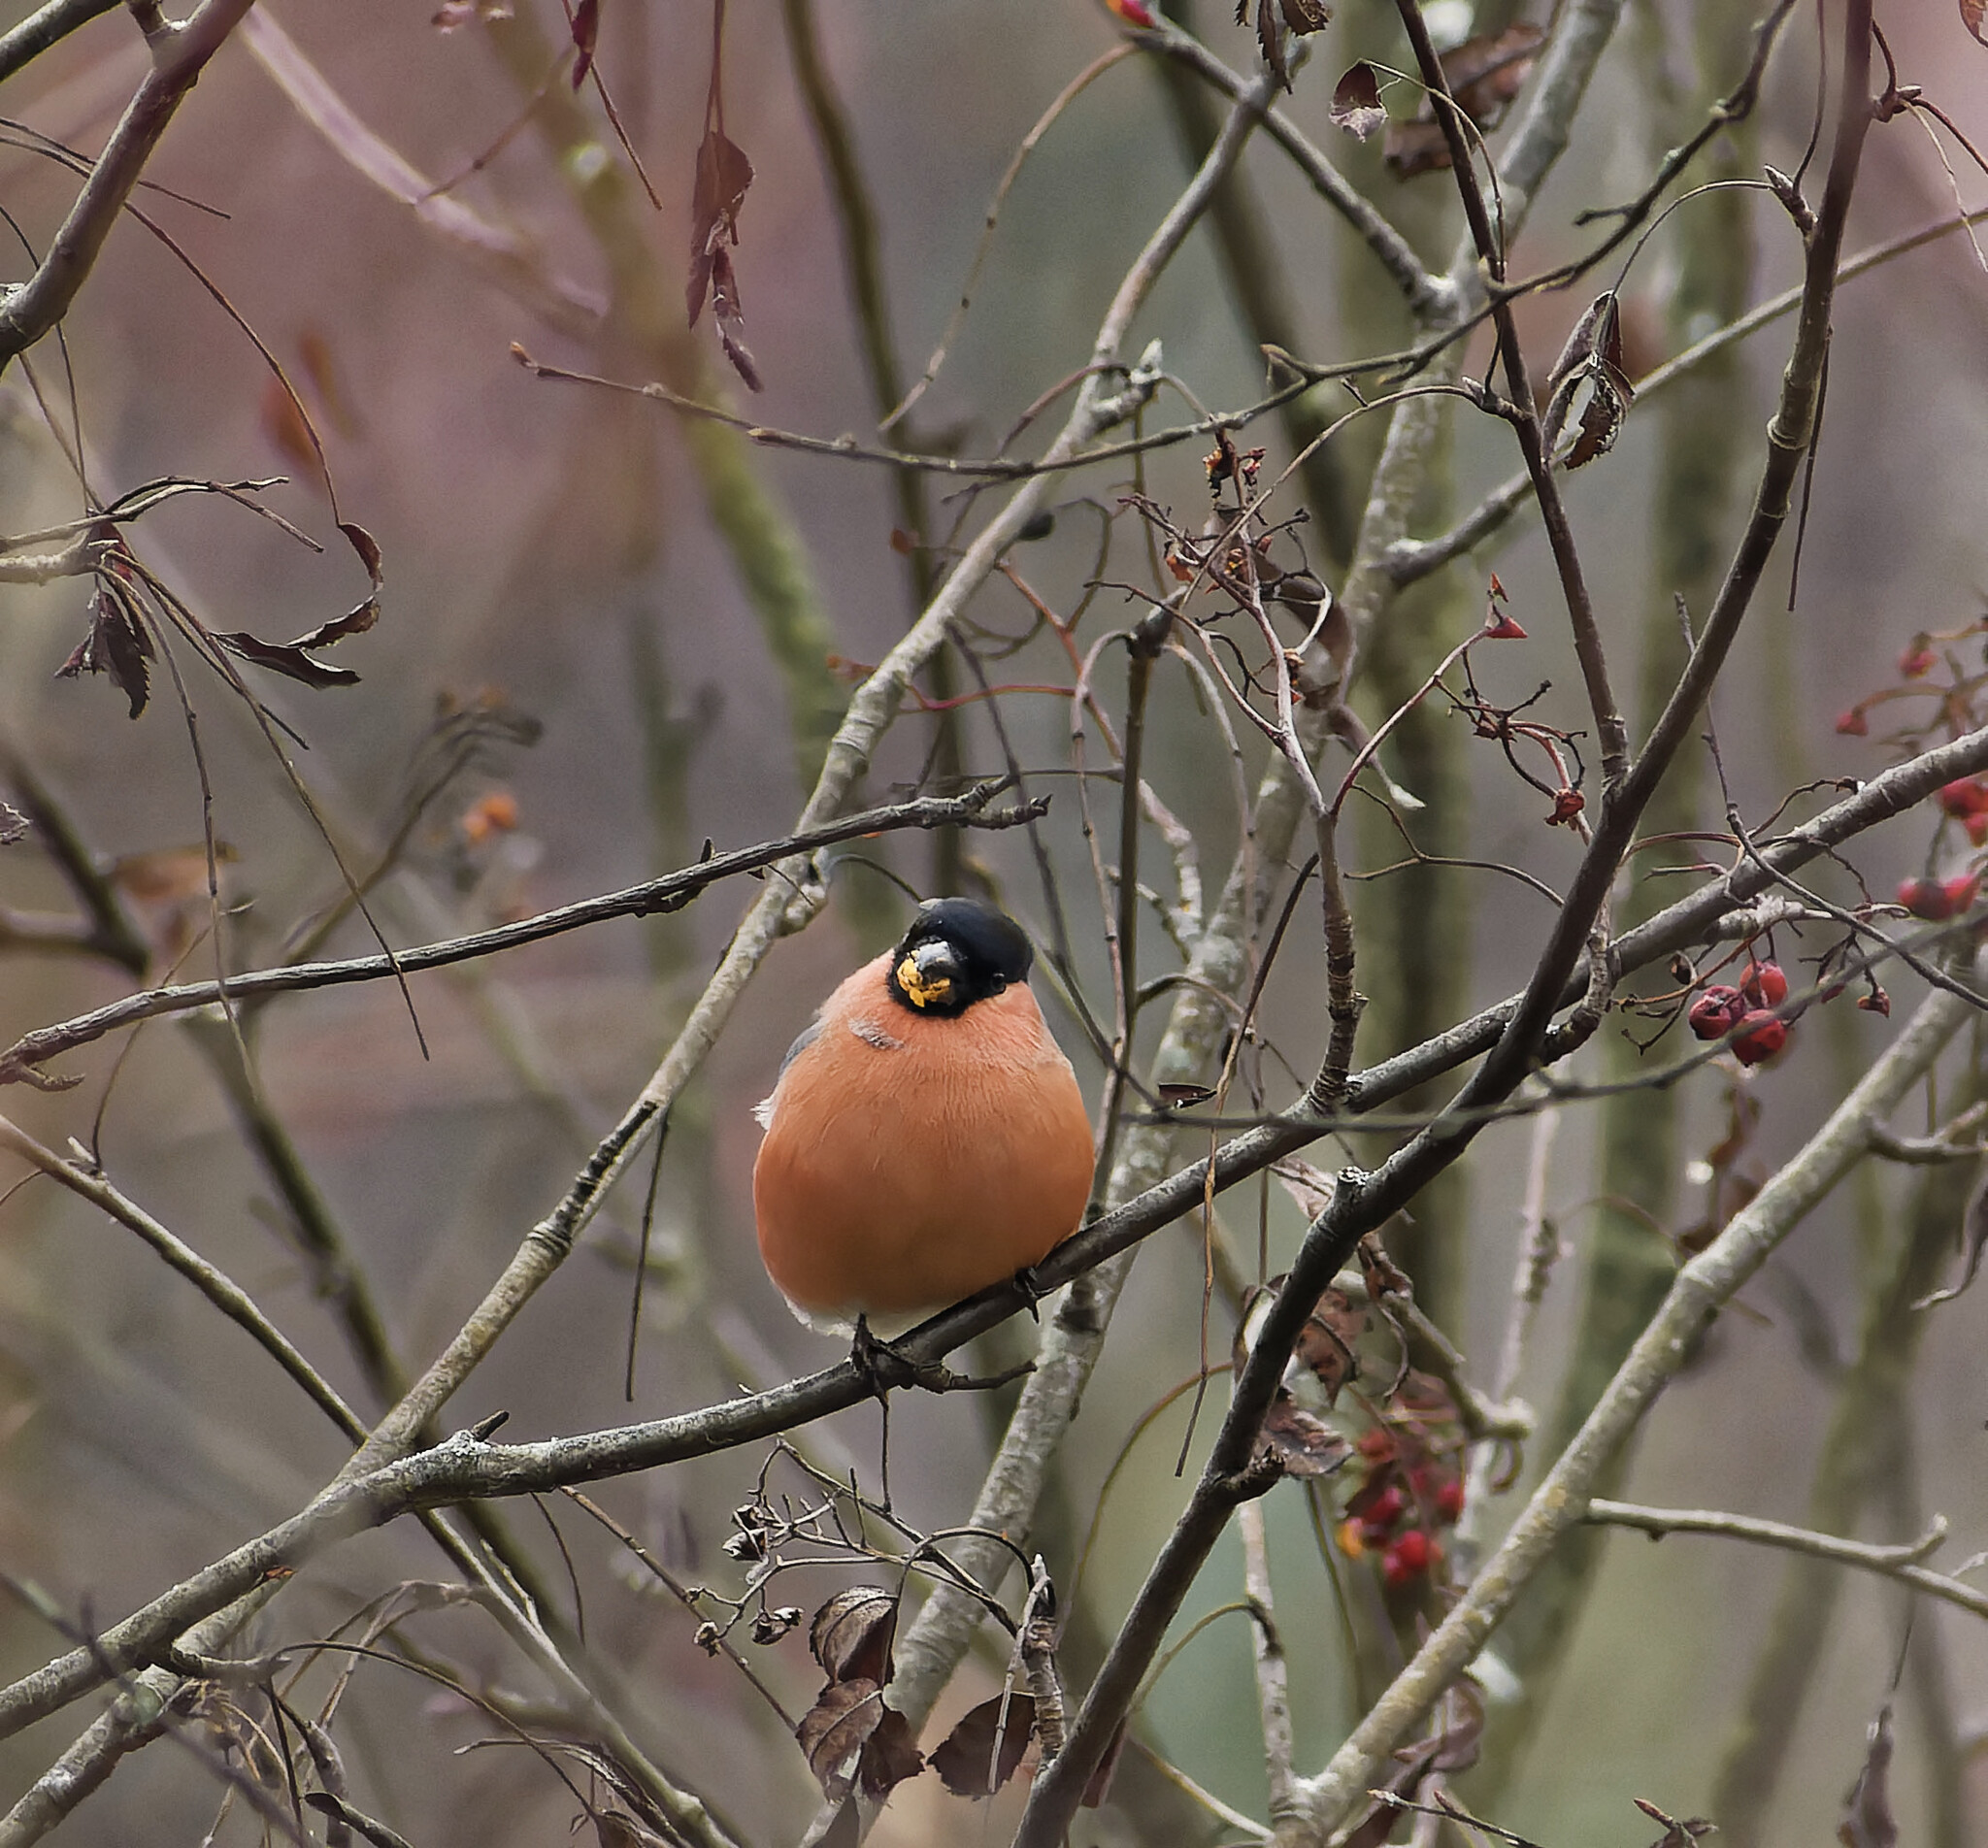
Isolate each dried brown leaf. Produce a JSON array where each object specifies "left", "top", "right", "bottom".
[
  {"left": 711, "top": 246, "right": 763, "bottom": 392},
  {"left": 1331, "top": 62, "right": 1386, "bottom": 140},
  {"left": 1254, "top": 0, "right": 1290, "bottom": 88},
  {"left": 810, "top": 1587, "right": 898, "bottom": 1686},
  {"left": 1446, "top": 21, "right": 1544, "bottom": 116},
  {"left": 859, "top": 1704, "right": 924, "bottom": 1799},
  {"left": 213, "top": 630, "right": 362, "bottom": 689},
  {"left": 1355, "top": 1234, "right": 1412, "bottom": 1303},
  {"left": 687, "top": 126, "right": 753, "bottom": 327},
  {"left": 1261, "top": 1395, "right": 1352, "bottom": 1476},
  {"left": 1382, "top": 23, "right": 1543, "bottom": 178},
  {"left": 339, "top": 520, "right": 384, "bottom": 589},
  {"left": 1382, "top": 119, "right": 1450, "bottom": 179},
  {"left": 300, "top": 1793, "right": 413, "bottom": 1848},
  {"left": 797, "top": 1679, "right": 886, "bottom": 1800},
  {"left": 1279, "top": 0, "right": 1330, "bottom": 31},
  {"left": 1566, "top": 359, "right": 1635, "bottom": 469},
  {"left": 58, "top": 585, "right": 154, "bottom": 718},
  {"left": 1543, "top": 293, "right": 1615, "bottom": 403},
  {"left": 570, "top": 0, "right": 599, "bottom": 88},
  {"left": 931, "top": 1693, "right": 1037, "bottom": 1796},
  {"left": 1963, "top": 0, "right": 1987, "bottom": 47},
  {"left": 795, "top": 1679, "right": 923, "bottom": 1804},
  {"left": 1293, "top": 1286, "right": 1367, "bottom": 1399}
]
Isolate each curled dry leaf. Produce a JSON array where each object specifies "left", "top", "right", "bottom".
[
  {"left": 1293, "top": 1285, "right": 1367, "bottom": 1399},
  {"left": 569, "top": 0, "right": 599, "bottom": 88},
  {"left": 213, "top": 629, "right": 363, "bottom": 689},
  {"left": 58, "top": 580, "right": 154, "bottom": 718},
  {"left": 686, "top": 108, "right": 761, "bottom": 391},
  {"left": 1963, "top": 0, "right": 1986, "bottom": 48},
  {"left": 1260, "top": 1396, "right": 1352, "bottom": 1476},
  {"left": 929, "top": 1692, "right": 1037, "bottom": 1797},
  {"left": 1566, "top": 358, "right": 1635, "bottom": 469},
  {"left": 1331, "top": 62, "right": 1387, "bottom": 140},
  {"left": 0, "top": 801, "right": 27, "bottom": 846},
  {"left": 809, "top": 1586, "right": 899, "bottom": 1686},
  {"left": 1250, "top": 0, "right": 1331, "bottom": 91}
]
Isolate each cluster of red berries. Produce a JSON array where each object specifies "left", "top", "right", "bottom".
[
  {"left": 1336, "top": 1426, "right": 1465, "bottom": 1589},
  {"left": 1686, "top": 959, "right": 1790, "bottom": 1067},
  {"left": 1897, "top": 873, "right": 1981, "bottom": 921}
]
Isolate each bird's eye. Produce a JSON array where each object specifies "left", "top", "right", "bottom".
[{"left": 987, "top": 974, "right": 1006, "bottom": 994}]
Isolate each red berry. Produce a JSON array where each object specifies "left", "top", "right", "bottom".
[
  {"left": 1740, "top": 960, "right": 1788, "bottom": 1009},
  {"left": 1943, "top": 874, "right": 1980, "bottom": 914},
  {"left": 1382, "top": 1528, "right": 1433, "bottom": 1587},
  {"left": 1898, "top": 644, "right": 1937, "bottom": 679},
  {"left": 1899, "top": 876, "right": 1956, "bottom": 920},
  {"left": 1687, "top": 985, "right": 1746, "bottom": 1040},
  {"left": 1360, "top": 1483, "right": 1407, "bottom": 1533},
  {"left": 1434, "top": 1479, "right": 1466, "bottom": 1523},
  {"left": 1836, "top": 709, "right": 1869, "bottom": 737},
  {"left": 1732, "top": 1010, "right": 1788, "bottom": 1066},
  {"left": 1857, "top": 988, "right": 1892, "bottom": 1016},
  {"left": 1938, "top": 777, "right": 1988, "bottom": 818}
]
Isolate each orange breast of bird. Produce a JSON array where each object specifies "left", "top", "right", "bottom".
[{"left": 752, "top": 951, "right": 1094, "bottom": 1330}]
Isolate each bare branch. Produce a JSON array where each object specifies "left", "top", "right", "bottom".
[{"left": 0, "top": 0, "right": 258, "bottom": 369}]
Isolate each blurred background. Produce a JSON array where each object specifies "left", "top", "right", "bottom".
[{"left": 2, "top": 1, "right": 1987, "bottom": 1842}]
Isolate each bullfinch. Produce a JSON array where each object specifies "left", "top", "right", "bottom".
[{"left": 751, "top": 898, "right": 1094, "bottom": 1336}]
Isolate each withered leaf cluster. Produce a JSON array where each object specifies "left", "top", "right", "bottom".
[
  {"left": 795, "top": 1588, "right": 922, "bottom": 1815},
  {"left": 687, "top": 40, "right": 761, "bottom": 399},
  {"left": 1242, "top": 0, "right": 1331, "bottom": 92}
]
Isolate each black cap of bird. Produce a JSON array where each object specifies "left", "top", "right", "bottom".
[{"left": 751, "top": 898, "right": 1094, "bottom": 1336}]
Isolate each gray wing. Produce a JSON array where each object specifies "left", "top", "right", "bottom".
[{"left": 752, "top": 1014, "right": 825, "bottom": 1129}]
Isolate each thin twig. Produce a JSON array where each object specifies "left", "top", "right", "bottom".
[
  {"left": 0, "top": 0, "right": 258, "bottom": 368},
  {"left": 0, "top": 783, "right": 1044, "bottom": 1083}
]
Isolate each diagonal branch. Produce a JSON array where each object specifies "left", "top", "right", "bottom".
[{"left": 0, "top": 0, "right": 257, "bottom": 369}]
